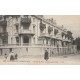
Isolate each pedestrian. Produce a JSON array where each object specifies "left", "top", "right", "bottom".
[
  {"left": 52, "top": 51, "right": 54, "bottom": 57},
  {"left": 7, "top": 51, "right": 15, "bottom": 61},
  {"left": 4, "top": 53, "right": 8, "bottom": 62},
  {"left": 44, "top": 50, "right": 49, "bottom": 61},
  {"left": 10, "top": 51, "right": 15, "bottom": 61},
  {"left": 4, "top": 53, "right": 7, "bottom": 59}
]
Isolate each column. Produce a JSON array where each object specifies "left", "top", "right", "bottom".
[{"left": 21, "top": 36, "right": 23, "bottom": 45}]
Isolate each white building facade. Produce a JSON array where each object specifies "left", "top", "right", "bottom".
[{"left": 0, "top": 15, "right": 75, "bottom": 57}]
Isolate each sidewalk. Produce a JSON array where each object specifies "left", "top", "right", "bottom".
[{"left": 0, "top": 53, "right": 80, "bottom": 64}]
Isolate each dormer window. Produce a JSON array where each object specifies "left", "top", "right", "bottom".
[
  {"left": 48, "top": 26, "right": 53, "bottom": 34},
  {"left": 54, "top": 29, "right": 58, "bottom": 36},
  {"left": 40, "top": 21, "right": 46, "bottom": 31}
]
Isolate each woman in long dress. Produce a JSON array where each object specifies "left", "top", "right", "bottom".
[
  {"left": 44, "top": 50, "right": 49, "bottom": 61},
  {"left": 6, "top": 51, "right": 15, "bottom": 61}
]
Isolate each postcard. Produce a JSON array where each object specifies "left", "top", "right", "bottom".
[{"left": 0, "top": 15, "right": 79, "bottom": 64}]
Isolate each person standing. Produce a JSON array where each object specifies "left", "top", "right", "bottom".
[
  {"left": 4, "top": 53, "right": 7, "bottom": 61},
  {"left": 44, "top": 50, "right": 49, "bottom": 61},
  {"left": 7, "top": 51, "right": 15, "bottom": 61},
  {"left": 4, "top": 53, "right": 7, "bottom": 59}
]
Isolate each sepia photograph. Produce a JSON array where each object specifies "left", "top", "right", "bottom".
[
  {"left": 1, "top": 0, "right": 80, "bottom": 80},
  {"left": 0, "top": 15, "right": 80, "bottom": 64}
]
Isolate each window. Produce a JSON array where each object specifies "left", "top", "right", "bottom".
[
  {"left": 26, "top": 48, "right": 28, "bottom": 52},
  {"left": 10, "top": 48, "right": 12, "bottom": 52},
  {"left": 3, "top": 39, "right": 8, "bottom": 44},
  {"left": 62, "top": 42, "right": 64, "bottom": 47},
  {"left": 33, "top": 37, "right": 35, "bottom": 44},
  {"left": 11, "top": 37, "right": 13, "bottom": 44},
  {"left": 24, "top": 15, "right": 28, "bottom": 17},
  {"left": 43, "top": 40, "right": 44, "bottom": 44},
  {"left": 3, "top": 27, "right": 6, "bottom": 32},
  {"left": 33, "top": 25, "right": 35, "bottom": 33},
  {"left": 54, "top": 29, "right": 58, "bottom": 36},
  {"left": 0, "top": 15, "right": 3, "bottom": 20},
  {"left": 16, "top": 25, "right": 18, "bottom": 33},
  {"left": 54, "top": 40, "right": 56, "bottom": 46},
  {"left": 46, "top": 39, "right": 48, "bottom": 44},
  {"left": 23, "top": 25, "right": 29, "bottom": 30},
  {"left": 23, "top": 36, "right": 29, "bottom": 43},
  {"left": 16, "top": 37, "right": 19, "bottom": 43},
  {"left": 33, "top": 18, "right": 35, "bottom": 22},
  {"left": 16, "top": 17, "right": 18, "bottom": 22}
]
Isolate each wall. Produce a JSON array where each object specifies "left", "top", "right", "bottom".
[{"left": 0, "top": 45, "right": 77, "bottom": 58}]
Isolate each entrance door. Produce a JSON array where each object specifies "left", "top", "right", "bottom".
[{"left": 23, "top": 36, "right": 29, "bottom": 43}]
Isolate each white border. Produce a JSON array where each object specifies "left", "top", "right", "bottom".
[
  {"left": 0, "top": 0, "right": 80, "bottom": 80},
  {"left": 0, "top": 0, "right": 80, "bottom": 15},
  {"left": 0, "top": 65, "right": 80, "bottom": 80}
]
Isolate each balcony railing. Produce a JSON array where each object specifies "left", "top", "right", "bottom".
[
  {"left": 40, "top": 33, "right": 50, "bottom": 38},
  {"left": 21, "top": 18, "right": 31, "bottom": 24},
  {"left": 0, "top": 43, "right": 73, "bottom": 51},
  {"left": 19, "top": 29, "right": 34, "bottom": 35},
  {"left": 0, "top": 32, "right": 8, "bottom": 37},
  {"left": 0, "top": 32, "right": 8, "bottom": 42},
  {"left": 14, "top": 21, "right": 19, "bottom": 26},
  {"left": 0, "top": 20, "right": 7, "bottom": 26}
]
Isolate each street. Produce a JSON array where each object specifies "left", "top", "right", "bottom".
[{"left": 0, "top": 53, "right": 80, "bottom": 64}]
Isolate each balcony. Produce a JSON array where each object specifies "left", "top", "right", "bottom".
[
  {"left": 14, "top": 21, "right": 19, "bottom": 26},
  {"left": 65, "top": 39, "right": 71, "bottom": 42},
  {"left": 19, "top": 29, "right": 34, "bottom": 35},
  {"left": 0, "top": 20, "right": 7, "bottom": 26},
  {"left": 50, "top": 35, "right": 58, "bottom": 39},
  {"left": 40, "top": 33, "right": 50, "bottom": 38},
  {"left": 21, "top": 18, "right": 31, "bottom": 25},
  {"left": 50, "top": 34, "right": 63, "bottom": 41},
  {"left": 0, "top": 32, "right": 8, "bottom": 37}
]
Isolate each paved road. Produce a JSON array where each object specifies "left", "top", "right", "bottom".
[{"left": 0, "top": 53, "right": 80, "bottom": 64}]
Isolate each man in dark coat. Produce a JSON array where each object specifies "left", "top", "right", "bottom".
[{"left": 44, "top": 50, "right": 49, "bottom": 61}]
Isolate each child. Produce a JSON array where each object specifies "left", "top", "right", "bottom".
[{"left": 4, "top": 53, "right": 7, "bottom": 59}]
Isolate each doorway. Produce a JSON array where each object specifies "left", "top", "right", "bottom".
[{"left": 23, "top": 36, "right": 29, "bottom": 43}]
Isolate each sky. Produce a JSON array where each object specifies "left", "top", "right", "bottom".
[{"left": 44, "top": 15, "right": 80, "bottom": 39}]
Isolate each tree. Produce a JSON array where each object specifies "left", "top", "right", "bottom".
[
  {"left": 74, "top": 37, "right": 80, "bottom": 51},
  {"left": 67, "top": 31, "right": 73, "bottom": 40}
]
